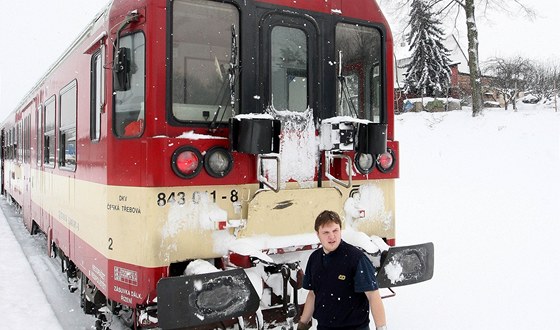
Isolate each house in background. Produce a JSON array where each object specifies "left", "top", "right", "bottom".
[{"left": 394, "top": 33, "right": 501, "bottom": 112}]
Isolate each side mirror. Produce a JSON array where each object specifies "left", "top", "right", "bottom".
[{"left": 113, "top": 47, "right": 131, "bottom": 91}]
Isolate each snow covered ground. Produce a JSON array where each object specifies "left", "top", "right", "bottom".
[
  {"left": 1, "top": 102, "right": 559, "bottom": 329},
  {"left": 0, "top": 202, "right": 62, "bottom": 329},
  {"left": 386, "top": 102, "right": 560, "bottom": 329}
]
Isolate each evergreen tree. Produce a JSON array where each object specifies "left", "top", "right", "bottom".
[{"left": 404, "top": 0, "right": 451, "bottom": 97}]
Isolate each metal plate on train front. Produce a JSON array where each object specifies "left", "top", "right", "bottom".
[
  {"left": 241, "top": 187, "right": 345, "bottom": 237},
  {"left": 157, "top": 269, "right": 260, "bottom": 329},
  {"left": 376, "top": 242, "right": 434, "bottom": 288}
]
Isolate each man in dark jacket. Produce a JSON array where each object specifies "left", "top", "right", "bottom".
[{"left": 298, "top": 210, "right": 387, "bottom": 330}]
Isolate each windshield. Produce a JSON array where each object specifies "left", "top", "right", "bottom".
[
  {"left": 171, "top": 0, "right": 239, "bottom": 124},
  {"left": 335, "top": 23, "right": 383, "bottom": 123}
]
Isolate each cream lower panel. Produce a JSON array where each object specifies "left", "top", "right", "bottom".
[
  {"left": 239, "top": 179, "right": 396, "bottom": 240},
  {"left": 4, "top": 162, "right": 25, "bottom": 197},
  {"left": 241, "top": 187, "right": 345, "bottom": 237},
  {"left": 348, "top": 179, "right": 396, "bottom": 239},
  {"left": 29, "top": 170, "right": 263, "bottom": 267},
  {"left": 29, "top": 170, "right": 396, "bottom": 268}
]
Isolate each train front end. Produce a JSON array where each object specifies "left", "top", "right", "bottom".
[{"left": 104, "top": 0, "right": 433, "bottom": 328}]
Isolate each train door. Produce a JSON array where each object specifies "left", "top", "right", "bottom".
[
  {"left": 259, "top": 13, "right": 321, "bottom": 186},
  {"left": 22, "top": 112, "right": 33, "bottom": 232}
]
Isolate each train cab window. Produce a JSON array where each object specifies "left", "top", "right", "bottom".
[
  {"left": 91, "top": 50, "right": 104, "bottom": 141},
  {"left": 44, "top": 96, "right": 56, "bottom": 167},
  {"left": 335, "top": 23, "right": 383, "bottom": 123},
  {"left": 59, "top": 80, "right": 77, "bottom": 171},
  {"left": 170, "top": 0, "right": 239, "bottom": 124},
  {"left": 114, "top": 32, "right": 145, "bottom": 138}
]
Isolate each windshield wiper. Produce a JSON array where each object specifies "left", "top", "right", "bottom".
[
  {"left": 210, "top": 24, "right": 239, "bottom": 130},
  {"left": 337, "top": 50, "right": 359, "bottom": 118}
]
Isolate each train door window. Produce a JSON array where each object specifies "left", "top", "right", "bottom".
[
  {"left": 271, "top": 26, "right": 308, "bottom": 112},
  {"left": 59, "top": 80, "right": 77, "bottom": 170},
  {"left": 170, "top": 0, "right": 239, "bottom": 124},
  {"left": 91, "top": 49, "right": 104, "bottom": 141},
  {"left": 114, "top": 32, "right": 145, "bottom": 138},
  {"left": 44, "top": 97, "right": 56, "bottom": 167},
  {"left": 335, "top": 23, "right": 383, "bottom": 123},
  {"left": 261, "top": 14, "right": 317, "bottom": 113}
]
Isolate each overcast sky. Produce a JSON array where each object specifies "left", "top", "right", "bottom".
[
  {"left": 0, "top": 0, "right": 109, "bottom": 120},
  {"left": 0, "top": 0, "right": 558, "bottom": 120}
]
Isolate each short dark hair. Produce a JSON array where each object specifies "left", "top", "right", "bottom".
[{"left": 314, "top": 210, "right": 342, "bottom": 232}]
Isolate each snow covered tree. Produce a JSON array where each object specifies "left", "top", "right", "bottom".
[
  {"left": 384, "top": 0, "right": 533, "bottom": 116},
  {"left": 484, "top": 56, "right": 533, "bottom": 111},
  {"left": 528, "top": 61, "right": 559, "bottom": 103},
  {"left": 404, "top": 0, "right": 451, "bottom": 98},
  {"left": 436, "top": 0, "right": 533, "bottom": 116}
]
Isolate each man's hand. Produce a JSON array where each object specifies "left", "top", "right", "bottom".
[{"left": 297, "top": 321, "right": 311, "bottom": 330}]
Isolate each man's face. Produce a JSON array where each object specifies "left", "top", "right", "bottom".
[{"left": 317, "top": 221, "right": 341, "bottom": 254}]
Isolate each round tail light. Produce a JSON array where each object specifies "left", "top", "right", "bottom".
[
  {"left": 204, "top": 147, "right": 233, "bottom": 178},
  {"left": 172, "top": 146, "right": 203, "bottom": 179},
  {"left": 376, "top": 148, "right": 395, "bottom": 173}
]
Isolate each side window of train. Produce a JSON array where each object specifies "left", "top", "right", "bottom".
[
  {"left": 335, "top": 23, "right": 383, "bottom": 123},
  {"left": 113, "top": 32, "right": 145, "bottom": 138},
  {"left": 91, "top": 49, "right": 104, "bottom": 141},
  {"left": 10, "top": 128, "right": 14, "bottom": 160},
  {"left": 59, "top": 80, "right": 77, "bottom": 171},
  {"left": 24, "top": 115, "right": 31, "bottom": 164},
  {"left": 170, "top": 0, "right": 239, "bottom": 124},
  {"left": 36, "top": 104, "right": 42, "bottom": 166},
  {"left": 44, "top": 96, "right": 56, "bottom": 167},
  {"left": 17, "top": 121, "right": 22, "bottom": 163}
]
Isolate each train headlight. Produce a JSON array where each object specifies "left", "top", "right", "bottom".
[
  {"left": 376, "top": 148, "right": 395, "bottom": 173},
  {"left": 204, "top": 147, "right": 233, "bottom": 178},
  {"left": 171, "top": 146, "right": 203, "bottom": 179},
  {"left": 355, "top": 153, "right": 375, "bottom": 174}
]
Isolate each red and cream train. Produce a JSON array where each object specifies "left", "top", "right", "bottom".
[{"left": 0, "top": 0, "right": 433, "bottom": 329}]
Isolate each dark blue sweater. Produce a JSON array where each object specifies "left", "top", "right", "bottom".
[{"left": 303, "top": 240, "right": 376, "bottom": 330}]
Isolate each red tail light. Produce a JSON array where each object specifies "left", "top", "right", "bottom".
[
  {"left": 376, "top": 148, "right": 395, "bottom": 173},
  {"left": 171, "top": 146, "right": 203, "bottom": 179}
]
